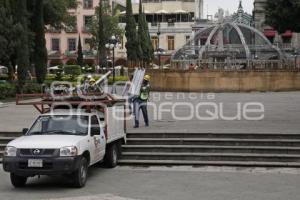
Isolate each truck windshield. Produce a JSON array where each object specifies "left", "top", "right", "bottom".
[{"left": 27, "top": 115, "right": 89, "bottom": 136}]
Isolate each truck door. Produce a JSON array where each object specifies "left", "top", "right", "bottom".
[{"left": 90, "top": 115, "right": 105, "bottom": 164}]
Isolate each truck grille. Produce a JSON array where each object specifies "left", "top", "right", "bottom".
[{"left": 18, "top": 149, "right": 58, "bottom": 157}]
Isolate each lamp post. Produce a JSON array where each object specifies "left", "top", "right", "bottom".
[
  {"left": 105, "top": 35, "right": 118, "bottom": 83},
  {"left": 293, "top": 49, "right": 299, "bottom": 69},
  {"left": 157, "top": 23, "right": 161, "bottom": 68}
]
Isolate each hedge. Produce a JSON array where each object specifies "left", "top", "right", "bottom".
[
  {"left": 64, "top": 65, "right": 81, "bottom": 75},
  {"left": 64, "top": 65, "right": 82, "bottom": 80},
  {"left": 0, "top": 82, "right": 42, "bottom": 100},
  {"left": 0, "top": 83, "right": 15, "bottom": 99}
]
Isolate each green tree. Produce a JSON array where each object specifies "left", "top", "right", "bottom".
[
  {"left": 43, "top": 0, "right": 78, "bottom": 28},
  {"left": 0, "top": 0, "right": 19, "bottom": 80},
  {"left": 125, "top": 0, "right": 138, "bottom": 65},
  {"left": 137, "top": 0, "right": 154, "bottom": 67},
  {"left": 97, "top": 1, "right": 107, "bottom": 68},
  {"left": 265, "top": 0, "right": 300, "bottom": 33},
  {"left": 77, "top": 34, "right": 84, "bottom": 67},
  {"left": 15, "top": 0, "right": 30, "bottom": 91},
  {"left": 32, "top": 0, "right": 47, "bottom": 84},
  {"left": 89, "top": 2, "right": 123, "bottom": 68}
]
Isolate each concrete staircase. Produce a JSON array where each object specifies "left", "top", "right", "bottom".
[{"left": 118, "top": 132, "right": 300, "bottom": 167}]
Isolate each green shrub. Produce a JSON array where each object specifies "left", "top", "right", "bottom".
[
  {"left": 0, "top": 83, "right": 15, "bottom": 99},
  {"left": 0, "top": 82, "right": 44, "bottom": 100},
  {"left": 64, "top": 65, "right": 82, "bottom": 80},
  {"left": 0, "top": 74, "right": 8, "bottom": 80},
  {"left": 46, "top": 74, "right": 56, "bottom": 81},
  {"left": 23, "top": 83, "right": 42, "bottom": 94},
  {"left": 81, "top": 65, "right": 96, "bottom": 73},
  {"left": 66, "top": 59, "right": 77, "bottom": 65},
  {"left": 108, "top": 76, "right": 128, "bottom": 85}
]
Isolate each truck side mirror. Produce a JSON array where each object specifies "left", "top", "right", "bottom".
[{"left": 22, "top": 128, "right": 29, "bottom": 135}]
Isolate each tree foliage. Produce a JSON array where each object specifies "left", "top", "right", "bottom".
[
  {"left": 15, "top": 0, "right": 30, "bottom": 90},
  {"left": 77, "top": 34, "right": 83, "bottom": 67},
  {"left": 0, "top": 0, "right": 19, "bottom": 80},
  {"left": 89, "top": 2, "right": 123, "bottom": 67},
  {"left": 32, "top": 0, "right": 47, "bottom": 84},
  {"left": 125, "top": 0, "right": 139, "bottom": 63},
  {"left": 265, "top": 0, "right": 300, "bottom": 33},
  {"left": 0, "top": 0, "right": 77, "bottom": 85},
  {"left": 137, "top": 0, "right": 154, "bottom": 66},
  {"left": 43, "top": 0, "right": 77, "bottom": 28}
]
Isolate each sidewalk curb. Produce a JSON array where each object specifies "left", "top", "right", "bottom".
[{"left": 0, "top": 102, "right": 8, "bottom": 108}]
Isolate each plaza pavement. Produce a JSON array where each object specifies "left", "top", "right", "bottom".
[
  {"left": 1, "top": 166, "right": 300, "bottom": 200},
  {"left": 0, "top": 92, "right": 300, "bottom": 133},
  {"left": 0, "top": 92, "right": 300, "bottom": 199}
]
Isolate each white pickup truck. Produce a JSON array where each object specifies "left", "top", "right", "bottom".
[{"left": 3, "top": 99, "right": 127, "bottom": 188}]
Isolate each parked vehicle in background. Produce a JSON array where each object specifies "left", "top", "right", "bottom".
[{"left": 0, "top": 66, "right": 8, "bottom": 75}]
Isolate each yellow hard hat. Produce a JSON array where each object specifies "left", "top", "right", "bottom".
[
  {"left": 89, "top": 78, "right": 95, "bottom": 83},
  {"left": 144, "top": 75, "right": 150, "bottom": 81}
]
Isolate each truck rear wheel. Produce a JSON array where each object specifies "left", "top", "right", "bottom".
[
  {"left": 10, "top": 173, "right": 27, "bottom": 188},
  {"left": 72, "top": 157, "right": 88, "bottom": 188},
  {"left": 104, "top": 143, "right": 118, "bottom": 168}
]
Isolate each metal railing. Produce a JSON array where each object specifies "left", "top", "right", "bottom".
[{"left": 170, "top": 59, "right": 299, "bottom": 71}]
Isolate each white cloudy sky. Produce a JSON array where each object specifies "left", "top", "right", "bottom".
[{"left": 204, "top": 0, "right": 254, "bottom": 17}]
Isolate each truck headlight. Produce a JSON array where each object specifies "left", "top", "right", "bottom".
[
  {"left": 4, "top": 146, "right": 17, "bottom": 157},
  {"left": 59, "top": 146, "right": 78, "bottom": 157}
]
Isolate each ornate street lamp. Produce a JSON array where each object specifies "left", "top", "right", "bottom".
[
  {"left": 157, "top": 23, "right": 161, "bottom": 68},
  {"left": 105, "top": 35, "right": 119, "bottom": 83}
]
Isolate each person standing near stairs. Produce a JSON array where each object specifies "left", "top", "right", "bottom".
[{"left": 134, "top": 75, "right": 151, "bottom": 128}]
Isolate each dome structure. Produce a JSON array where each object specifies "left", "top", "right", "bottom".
[{"left": 171, "top": 22, "right": 285, "bottom": 69}]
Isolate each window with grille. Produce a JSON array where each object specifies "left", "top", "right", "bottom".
[
  {"left": 186, "top": 35, "right": 190, "bottom": 43},
  {"left": 68, "top": 38, "right": 76, "bottom": 51},
  {"left": 51, "top": 38, "right": 60, "bottom": 51},
  {"left": 151, "top": 36, "right": 158, "bottom": 50},
  {"left": 167, "top": 36, "right": 175, "bottom": 50},
  {"left": 84, "top": 38, "right": 92, "bottom": 50},
  {"left": 83, "top": 0, "right": 93, "bottom": 9},
  {"left": 84, "top": 15, "right": 93, "bottom": 31}
]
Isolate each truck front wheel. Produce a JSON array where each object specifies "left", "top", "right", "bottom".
[
  {"left": 72, "top": 157, "right": 88, "bottom": 188},
  {"left": 10, "top": 173, "right": 27, "bottom": 188},
  {"left": 104, "top": 143, "right": 118, "bottom": 168}
]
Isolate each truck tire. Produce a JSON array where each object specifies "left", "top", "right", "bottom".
[
  {"left": 104, "top": 143, "right": 118, "bottom": 168},
  {"left": 10, "top": 173, "right": 27, "bottom": 188},
  {"left": 72, "top": 157, "right": 88, "bottom": 188}
]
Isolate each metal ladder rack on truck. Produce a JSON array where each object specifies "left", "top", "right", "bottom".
[{"left": 2, "top": 89, "right": 128, "bottom": 188}]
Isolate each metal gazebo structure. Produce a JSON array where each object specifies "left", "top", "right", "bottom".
[{"left": 171, "top": 22, "right": 286, "bottom": 70}]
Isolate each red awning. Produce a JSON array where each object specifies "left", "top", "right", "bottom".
[
  {"left": 264, "top": 29, "right": 276, "bottom": 38},
  {"left": 282, "top": 30, "right": 293, "bottom": 38}
]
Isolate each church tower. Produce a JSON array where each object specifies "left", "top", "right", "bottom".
[
  {"left": 195, "top": 0, "right": 204, "bottom": 20},
  {"left": 253, "top": 0, "right": 267, "bottom": 31}
]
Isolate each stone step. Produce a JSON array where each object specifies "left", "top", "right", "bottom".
[
  {"left": 122, "top": 145, "right": 300, "bottom": 154},
  {"left": 126, "top": 132, "right": 300, "bottom": 139},
  {"left": 126, "top": 138, "right": 300, "bottom": 146},
  {"left": 0, "top": 132, "right": 22, "bottom": 137},
  {"left": 121, "top": 152, "right": 300, "bottom": 162},
  {"left": 0, "top": 144, "right": 7, "bottom": 151},
  {"left": 118, "top": 159, "right": 300, "bottom": 168},
  {"left": 0, "top": 136, "right": 17, "bottom": 142}
]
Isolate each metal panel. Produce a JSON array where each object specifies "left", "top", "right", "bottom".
[
  {"left": 129, "top": 68, "right": 145, "bottom": 97},
  {"left": 106, "top": 106, "right": 126, "bottom": 144}
]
